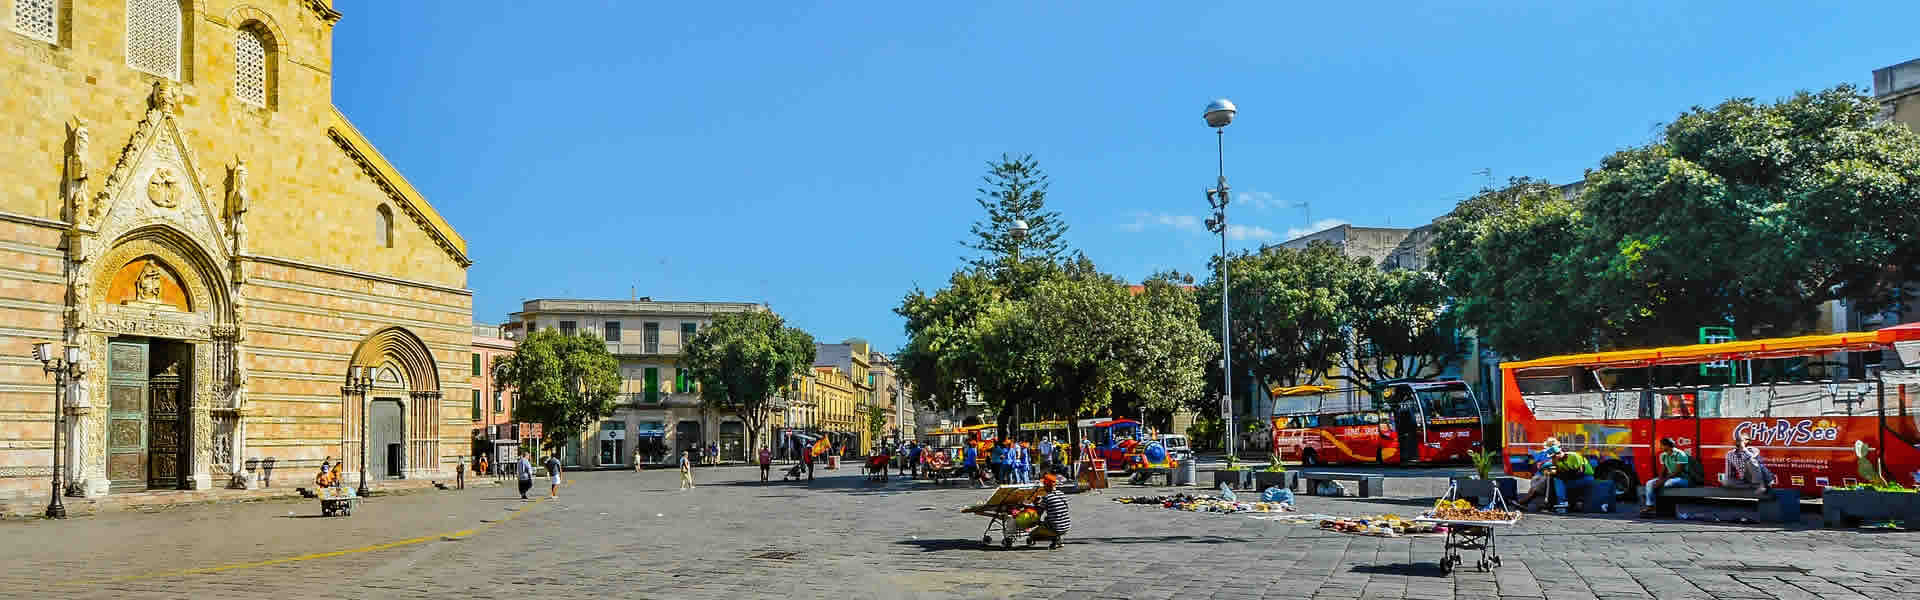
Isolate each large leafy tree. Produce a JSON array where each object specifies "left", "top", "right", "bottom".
[
  {"left": 493, "top": 328, "right": 621, "bottom": 451},
  {"left": 680, "top": 310, "right": 817, "bottom": 455},
  {"left": 1199, "top": 242, "right": 1366, "bottom": 397},
  {"left": 1339, "top": 267, "right": 1460, "bottom": 389},
  {"left": 1429, "top": 177, "right": 1596, "bottom": 359},
  {"left": 1573, "top": 84, "right": 1920, "bottom": 347}
]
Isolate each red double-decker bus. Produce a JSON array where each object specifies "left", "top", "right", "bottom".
[
  {"left": 1501, "top": 323, "right": 1920, "bottom": 500},
  {"left": 1271, "top": 379, "right": 1486, "bottom": 466}
]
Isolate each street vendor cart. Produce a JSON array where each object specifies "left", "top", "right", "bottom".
[
  {"left": 1415, "top": 483, "right": 1517, "bottom": 573},
  {"left": 319, "top": 485, "right": 357, "bottom": 517},
  {"left": 960, "top": 484, "right": 1045, "bottom": 548}
]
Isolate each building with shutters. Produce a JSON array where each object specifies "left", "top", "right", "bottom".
[
  {"left": 503, "top": 298, "right": 766, "bottom": 467},
  {"left": 0, "top": 0, "right": 473, "bottom": 500}
]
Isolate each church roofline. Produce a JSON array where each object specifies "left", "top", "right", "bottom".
[{"left": 326, "top": 107, "right": 470, "bottom": 266}]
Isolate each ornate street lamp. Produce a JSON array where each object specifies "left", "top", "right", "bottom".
[
  {"left": 1202, "top": 98, "right": 1237, "bottom": 462},
  {"left": 341, "top": 366, "right": 373, "bottom": 497},
  {"left": 32, "top": 342, "right": 84, "bottom": 519}
]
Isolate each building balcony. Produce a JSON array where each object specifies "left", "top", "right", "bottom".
[{"left": 605, "top": 342, "right": 681, "bottom": 357}]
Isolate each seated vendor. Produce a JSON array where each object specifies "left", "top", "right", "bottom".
[
  {"left": 1514, "top": 437, "right": 1560, "bottom": 509},
  {"left": 1027, "top": 474, "right": 1072, "bottom": 550},
  {"left": 1546, "top": 446, "right": 1595, "bottom": 513}
]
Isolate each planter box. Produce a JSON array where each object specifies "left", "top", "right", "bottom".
[
  {"left": 1451, "top": 477, "right": 1520, "bottom": 506},
  {"left": 1254, "top": 470, "right": 1296, "bottom": 492},
  {"left": 1211, "top": 470, "right": 1254, "bottom": 490},
  {"left": 1823, "top": 489, "right": 1920, "bottom": 528}
]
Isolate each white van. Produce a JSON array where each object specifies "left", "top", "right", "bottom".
[{"left": 1160, "top": 434, "right": 1193, "bottom": 463}]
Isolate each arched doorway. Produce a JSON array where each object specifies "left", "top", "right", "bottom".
[{"left": 346, "top": 327, "right": 442, "bottom": 482}]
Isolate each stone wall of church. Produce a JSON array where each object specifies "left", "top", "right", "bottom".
[{"left": 0, "top": 0, "right": 473, "bottom": 499}]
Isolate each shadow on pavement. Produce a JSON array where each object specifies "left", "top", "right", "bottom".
[
  {"left": 1349, "top": 563, "right": 1448, "bottom": 577},
  {"left": 895, "top": 538, "right": 988, "bottom": 553},
  {"left": 1074, "top": 534, "right": 1255, "bottom": 544}
]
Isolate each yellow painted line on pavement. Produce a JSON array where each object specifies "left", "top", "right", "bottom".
[{"left": 64, "top": 487, "right": 564, "bottom": 586}]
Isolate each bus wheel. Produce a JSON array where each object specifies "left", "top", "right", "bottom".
[
  {"left": 1302, "top": 450, "right": 1320, "bottom": 466},
  {"left": 1598, "top": 465, "right": 1637, "bottom": 504}
]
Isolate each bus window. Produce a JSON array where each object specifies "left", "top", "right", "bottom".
[
  {"left": 1419, "top": 388, "right": 1479, "bottom": 419},
  {"left": 1660, "top": 392, "right": 1696, "bottom": 418},
  {"left": 1363, "top": 412, "right": 1381, "bottom": 425},
  {"left": 1517, "top": 376, "right": 1573, "bottom": 395},
  {"left": 1526, "top": 390, "right": 1642, "bottom": 421}
]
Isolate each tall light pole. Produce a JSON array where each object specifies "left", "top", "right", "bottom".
[
  {"left": 1202, "top": 98, "right": 1237, "bottom": 462},
  {"left": 33, "top": 342, "right": 83, "bottom": 519}
]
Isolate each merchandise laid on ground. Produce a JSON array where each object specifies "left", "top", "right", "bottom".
[{"left": 1111, "top": 492, "right": 1295, "bottom": 514}]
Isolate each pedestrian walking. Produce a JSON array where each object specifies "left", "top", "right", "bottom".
[
  {"left": 679, "top": 450, "right": 695, "bottom": 490},
  {"left": 758, "top": 446, "right": 773, "bottom": 481},
  {"left": 543, "top": 453, "right": 563, "bottom": 498},
  {"left": 515, "top": 452, "right": 534, "bottom": 500}
]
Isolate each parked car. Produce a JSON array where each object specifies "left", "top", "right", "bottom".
[{"left": 1160, "top": 434, "right": 1193, "bottom": 463}]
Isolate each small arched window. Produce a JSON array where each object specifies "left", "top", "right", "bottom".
[
  {"left": 375, "top": 205, "right": 394, "bottom": 248},
  {"left": 234, "top": 24, "right": 273, "bottom": 108},
  {"left": 126, "top": 0, "right": 182, "bottom": 80},
  {"left": 12, "top": 0, "right": 58, "bottom": 43}
]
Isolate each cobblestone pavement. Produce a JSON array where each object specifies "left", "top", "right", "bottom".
[{"left": 2, "top": 467, "right": 1918, "bottom": 599}]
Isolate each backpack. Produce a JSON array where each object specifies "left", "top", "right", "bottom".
[{"left": 1682, "top": 452, "right": 1707, "bottom": 487}]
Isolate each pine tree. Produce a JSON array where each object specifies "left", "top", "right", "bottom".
[{"left": 964, "top": 154, "right": 1070, "bottom": 270}]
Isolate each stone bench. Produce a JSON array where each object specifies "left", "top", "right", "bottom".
[
  {"left": 1302, "top": 472, "right": 1386, "bottom": 498},
  {"left": 1654, "top": 486, "right": 1800, "bottom": 522}
]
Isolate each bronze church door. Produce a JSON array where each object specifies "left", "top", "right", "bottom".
[
  {"left": 107, "top": 341, "right": 149, "bottom": 492},
  {"left": 146, "top": 350, "right": 187, "bottom": 490}
]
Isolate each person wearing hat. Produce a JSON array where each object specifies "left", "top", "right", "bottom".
[
  {"left": 1027, "top": 474, "right": 1072, "bottom": 550},
  {"left": 1545, "top": 443, "right": 1594, "bottom": 513},
  {"left": 1514, "top": 437, "right": 1559, "bottom": 509}
]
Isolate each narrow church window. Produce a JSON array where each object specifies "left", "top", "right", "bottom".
[
  {"left": 376, "top": 205, "right": 394, "bottom": 248},
  {"left": 12, "top": 0, "right": 57, "bottom": 43},
  {"left": 235, "top": 26, "right": 268, "bottom": 108},
  {"left": 126, "top": 0, "right": 181, "bottom": 80}
]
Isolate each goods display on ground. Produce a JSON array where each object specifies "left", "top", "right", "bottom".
[{"left": 1112, "top": 493, "right": 1295, "bottom": 514}]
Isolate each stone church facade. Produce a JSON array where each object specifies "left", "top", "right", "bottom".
[{"left": 0, "top": 0, "right": 473, "bottom": 499}]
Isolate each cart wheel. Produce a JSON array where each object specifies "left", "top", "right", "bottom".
[
  {"left": 982, "top": 535, "right": 993, "bottom": 547},
  {"left": 1440, "top": 560, "right": 1453, "bottom": 574},
  {"left": 343, "top": 506, "right": 352, "bottom": 517},
  {"left": 1478, "top": 560, "right": 1489, "bottom": 571},
  {"left": 1002, "top": 536, "right": 1014, "bottom": 549},
  {"left": 1491, "top": 557, "right": 1502, "bottom": 567}
]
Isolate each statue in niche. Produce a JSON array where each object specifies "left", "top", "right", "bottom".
[
  {"left": 132, "top": 263, "right": 166, "bottom": 305},
  {"left": 64, "top": 121, "right": 89, "bottom": 224}
]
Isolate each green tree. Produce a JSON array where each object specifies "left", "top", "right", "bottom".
[
  {"left": 493, "top": 328, "right": 621, "bottom": 452},
  {"left": 865, "top": 400, "right": 889, "bottom": 449},
  {"left": 1429, "top": 177, "right": 1596, "bottom": 358},
  {"left": 680, "top": 310, "right": 817, "bottom": 456},
  {"left": 1574, "top": 84, "right": 1920, "bottom": 347},
  {"left": 1338, "top": 268, "right": 1461, "bottom": 389},
  {"left": 965, "top": 154, "right": 1073, "bottom": 273},
  {"left": 1199, "top": 242, "right": 1365, "bottom": 397}
]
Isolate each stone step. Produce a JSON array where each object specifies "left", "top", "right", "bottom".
[{"left": 0, "top": 478, "right": 489, "bottom": 519}]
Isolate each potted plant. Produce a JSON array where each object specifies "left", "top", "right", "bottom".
[
  {"left": 1212, "top": 455, "right": 1254, "bottom": 490},
  {"left": 1822, "top": 441, "right": 1920, "bottom": 528},
  {"left": 1451, "top": 450, "right": 1513, "bottom": 505},
  {"left": 1254, "top": 451, "right": 1294, "bottom": 491}
]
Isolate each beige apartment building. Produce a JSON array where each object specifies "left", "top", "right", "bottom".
[
  {"left": 0, "top": 0, "right": 473, "bottom": 501},
  {"left": 504, "top": 298, "right": 765, "bottom": 466}
]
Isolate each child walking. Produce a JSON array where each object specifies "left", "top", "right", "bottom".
[{"left": 679, "top": 450, "right": 695, "bottom": 490}]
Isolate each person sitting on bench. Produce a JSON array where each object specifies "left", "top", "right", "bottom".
[
  {"left": 1545, "top": 445, "right": 1594, "bottom": 513},
  {"left": 1515, "top": 437, "right": 1560, "bottom": 510},
  {"left": 1638, "top": 438, "right": 1692, "bottom": 517},
  {"left": 1723, "top": 433, "right": 1774, "bottom": 490}
]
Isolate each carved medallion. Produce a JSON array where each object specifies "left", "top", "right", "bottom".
[
  {"left": 147, "top": 168, "right": 180, "bottom": 208},
  {"left": 110, "top": 420, "right": 142, "bottom": 447}
]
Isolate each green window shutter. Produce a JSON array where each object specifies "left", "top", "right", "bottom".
[
  {"left": 472, "top": 353, "right": 482, "bottom": 375},
  {"left": 676, "top": 370, "right": 688, "bottom": 393},
  {"left": 645, "top": 368, "right": 659, "bottom": 403},
  {"left": 471, "top": 389, "right": 481, "bottom": 420}
]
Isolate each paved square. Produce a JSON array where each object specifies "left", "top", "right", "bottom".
[{"left": 2, "top": 467, "right": 1917, "bottom": 599}]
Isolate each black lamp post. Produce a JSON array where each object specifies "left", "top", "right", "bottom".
[
  {"left": 341, "top": 366, "right": 373, "bottom": 497},
  {"left": 32, "top": 342, "right": 83, "bottom": 519}
]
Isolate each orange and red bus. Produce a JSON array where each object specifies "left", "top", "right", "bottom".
[
  {"left": 1272, "top": 379, "right": 1487, "bottom": 466},
  {"left": 1501, "top": 323, "right": 1920, "bottom": 500}
]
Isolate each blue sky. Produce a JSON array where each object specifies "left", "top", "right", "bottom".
[{"left": 331, "top": 1, "right": 1919, "bottom": 354}]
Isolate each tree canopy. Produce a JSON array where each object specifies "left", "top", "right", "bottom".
[
  {"left": 493, "top": 328, "right": 621, "bottom": 451},
  {"left": 680, "top": 310, "right": 816, "bottom": 454},
  {"left": 1198, "top": 243, "right": 1364, "bottom": 394},
  {"left": 965, "top": 153, "right": 1072, "bottom": 272}
]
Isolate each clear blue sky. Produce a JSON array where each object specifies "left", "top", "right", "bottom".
[{"left": 331, "top": 1, "right": 1918, "bottom": 354}]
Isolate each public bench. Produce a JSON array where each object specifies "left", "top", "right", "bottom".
[
  {"left": 1127, "top": 467, "right": 1172, "bottom": 486},
  {"left": 1301, "top": 472, "right": 1386, "bottom": 498},
  {"left": 1653, "top": 487, "right": 1800, "bottom": 522}
]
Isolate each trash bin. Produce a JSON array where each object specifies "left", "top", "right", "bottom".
[{"left": 1177, "top": 460, "right": 1196, "bottom": 486}]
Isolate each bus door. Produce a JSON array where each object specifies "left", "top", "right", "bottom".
[
  {"left": 1652, "top": 389, "right": 1695, "bottom": 478},
  {"left": 1388, "top": 385, "right": 1422, "bottom": 463}
]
